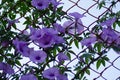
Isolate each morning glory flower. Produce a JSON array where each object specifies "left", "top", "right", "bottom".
[
  {"left": 57, "top": 52, "right": 69, "bottom": 62},
  {"left": 37, "top": 33, "right": 55, "bottom": 48},
  {"left": 20, "top": 74, "right": 38, "bottom": 80},
  {"left": 63, "top": 12, "right": 85, "bottom": 34},
  {"left": 29, "top": 26, "right": 37, "bottom": 35},
  {"left": 100, "top": 18, "right": 116, "bottom": 28},
  {"left": 57, "top": 74, "right": 68, "bottom": 80},
  {"left": 63, "top": 19, "right": 84, "bottom": 34},
  {"left": 4, "top": 18, "right": 20, "bottom": 29},
  {"left": 53, "top": 36, "right": 65, "bottom": 44},
  {"left": 100, "top": 28, "right": 119, "bottom": 43},
  {"left": 13, "top": 38, "right": 33, "bottom": 57},
  {"left": 53, "top": 23, "right": 65, "bottom": 34},
  {"left": 29, "top": 27, "right": 65, "bottom": 48},
  {"left": 30, "top": 29, "right": 42, "bottom": 41},
  {"left": 42, "top": 27, "right": 58, "bottom": 35},
  {"left": 0, "top": 62, "right": 14, "bottom": 74},
  {"left": 50, "top": 0, "right": 63, "bottom": 9},
  {"left": 115, "top": 32, "right": 120, "bottom": 45},
  {"left": 29, "top": 50, "right": 47, "bottom": 63},
  {"left": 1, "top": 41, "right": 9, "bottom": 48},
  {"left": 81, "top": 36, "right": 96, "bottom": 47},
  {"left": 13, "top": 39, "right": 28, "bottom": 54},
  {"left": 43, "top": 67, "right": 59, "bottom": 79},
  {"left": 69, "top": 12, "right": 85, "bottom": 20},
  {"left": 30, "top": 27, "right": 64, "bottom": 48},
  {"left": 31, "top": 0, "right": 49, "bottom": 10}
]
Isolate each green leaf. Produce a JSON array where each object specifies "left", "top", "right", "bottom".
[
  {"left": 96, "top": 59, "right": 101, "bottom": 69},
  {"left": 112, "top": 45, "right": 120, "bottom": 53},
  {"left": 117, "top": 21, "right": 120, "bottom": 27},
  {"left": 9, "top": 12, "right": 16, "bottom": 19},
  {"left": 68, "top": 50, "right": 76, "bottom": 55},
  {"left": 67, "top": 52, "right": 71, "bottom": 60},
  {"left": 101, "top": 59, "right": 105, "bottom": 67},
  {"left": 53, "top": 48, "right": 56, "bottom": 56},
  {"left": 0, "top": 56, "right": 3, "bottom": 62},
  {"left": 69, "top": 38, "right": 74, "bottom": 46},
  {"left": 97, "top": 1, "right": 105, "bottom": 9},
  {"left": 103, "top": 55, "right": 109, "bottom": 61},
  {"left": 82, "top": 54, "right": 92, "bottom": 64},
  {"left": 74, "top": 39, "right": 79, "bottom": 49},
  {"left": 86, "top": 69, "right": 90, "bottom": 75},
  {"left": 15, "top": 60, "right": 21, "bottom": 66},
  {"left": 113, "top": 22, "right": 116, "bottom": 29},
  {"left": 1, "top": 0, "right": 6, "bottom": 5},
  {"left": 94, "top": 43, "right": 102, "bottom": 53}
]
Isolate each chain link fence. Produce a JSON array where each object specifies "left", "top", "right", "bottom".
[
  {"left": 59, "top": 0, "right": 120, "bottom": 80},
  {"left": 0, "top": 0, "right": 120, "bottom": 80}
]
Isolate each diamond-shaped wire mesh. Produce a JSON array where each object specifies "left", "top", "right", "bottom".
[
  {"left": 1, "top": 0, "right": 120, "bottom": 80},
  {"left": 60, "top": 0, "right": 120, "bottom": 80}
]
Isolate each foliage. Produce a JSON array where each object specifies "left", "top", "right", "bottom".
[{"left": 0, "top": 0, "right": 120, "bottom": 80}]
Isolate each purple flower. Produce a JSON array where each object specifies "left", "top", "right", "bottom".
[
  {"left": 115, "top": 32, "right": 120, "bottom": 45},
  {"left": 30, "top": 29, "right": 42, "bottom": 41},
  {"left": 116, "top": 39, "right": 120, "bottom": 45},
  {"left": 0, "top": 62, "right": 14, "bottom": 74},
  {"left": 29, "top": 50, "right": 47, "bottom": 63},
  {"left": 31, "top": 0, "right": 49, "bottom": 10},
  {"left": 69, "top": 12, "right": 85, "bottom": 20},
  {"left": 57, "top": 52, "right": 69, "bottom": 62},
  {"left": 63, "top": 19, "right": 84, "bottom": 34},
  {"left": 54, "top": 36, "right": 65, "bottom": 44},
  {"left": 42, "top": 28, "right": 65, "bottom": 44},
  {"left": 23, "top": 30, "right": 29, "bottom": 35},
  {"left": 4, "top": 18, "right": 20, "bottom": 29},
  {"left": 100, "top": 28, "right": 118, "bottom": 43},
  {"left": 29, "top": 26, "right": 37, "bottom": 36},
  {"left": 30, "top": 27, "right": 64, "bottom": 48},
  {"left": 81, "top": 36, "right": 96, "bottom": 47},
  {"left": 42, "top": 27, "right": 58, "bottom": 35},
  {"left": 1, "top": 41, "right": 9, "bottom": 47},
  {"left": 64, "top": 12, "right": 85, "bottom": 34},
  {"left": 53, "top": 23, "right": 65, "bottom": 33},
  {"left": 57, "top": 74, "right": 68, "bottom": 80},
  {"left": 37, "top": 33, "right": 55, "bottom": 48},
  {"left": 13, "top": 38, "right": 33, "bottom": 57},
  {"left": 20, "top": 74, "right": 38, "bottom": 80},
  {"left": 43, "top": 67, "right": 59, "bottom": 79},
  {"left": 100, "top": 18, "right": 116, "bottom": 28},
  {"left": 50, "top": 0, "right": 63, "bottom": 9}
]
